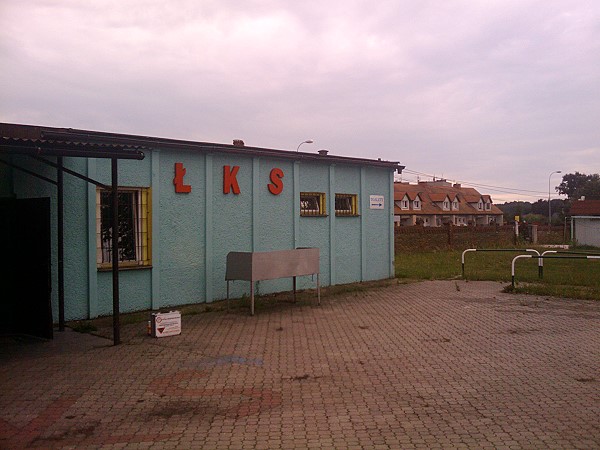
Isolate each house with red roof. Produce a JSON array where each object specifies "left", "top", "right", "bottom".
[
  {"left": 569, "top": 199, "right": 600, "bottom": 247},
  {"left": 394, "top": 180, "right": 504, "bottom": 227}
]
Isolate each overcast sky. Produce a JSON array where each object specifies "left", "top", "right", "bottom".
[{"left": 1, "top": 0, "right": 598, "bottom": 202}]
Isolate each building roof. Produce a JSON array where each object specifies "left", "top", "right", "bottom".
[
  {"left": 570, "top": 199, "right": 600, "bottom": 216},
  {"left": 0, "top": 122, "right": 403, "bottom": 171},
  {"left": 393, "top": 181, "right": 503, "bottom": 216}
]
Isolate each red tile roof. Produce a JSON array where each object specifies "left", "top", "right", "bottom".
[
  {"left": 570, "top": 200, "right": 600, "bottom": 216},
  {"left": 394, "top": 181, "right": 503, "bottom": 216}
]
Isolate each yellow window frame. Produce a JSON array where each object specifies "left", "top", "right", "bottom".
[
  {"left": 96, "top": 187, "right": 152, "bottom": 270},
  {"left": 300, "top": 192, "right": 327, "bottom": 217},
  {"left": 335, "top": 193, "right": 358, "bottom": 216}
]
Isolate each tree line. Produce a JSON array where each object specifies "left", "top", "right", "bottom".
[{"left": 496, "top": 172, "right": 600, "bottom": 225}]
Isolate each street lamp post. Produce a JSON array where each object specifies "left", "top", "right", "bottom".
[
  {"left": 548, "top": 170, "right": 561, "bottom": 225},
  {"left": 296, "top": 139, "right": 314, "bottom": 152}
]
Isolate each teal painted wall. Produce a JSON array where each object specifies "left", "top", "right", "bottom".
[
  {"left": 333, "top": 165, "right": 362, "bottom": 284},
  {"left": 210, "top": 154, "right": 254, "bottom": 301},
  {"left": 92, "top": 156, "right": 154, "bottom": 316},
  {"left": 155, "top": 150, "right": 207, "bottom": 309},
  {"left": 361, "top": 166, "right": 394, "bottom": 280},
  {"left": 7, "top": 148, "right": 395, "bottom": 321}
]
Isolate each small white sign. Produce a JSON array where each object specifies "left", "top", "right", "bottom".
[
  {"left": 150, "top": 311, "right": 181, "bottom": 338},
  {"left": 370, "top": 195, "right": 385, "bottom": 209}
]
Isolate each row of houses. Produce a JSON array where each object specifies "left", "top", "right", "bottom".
[{"left": 394, "top": 180, "right": 504, "bottom": 227}]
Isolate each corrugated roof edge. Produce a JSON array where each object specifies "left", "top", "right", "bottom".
[{"left": 0, "top": 122, "right": 403, "bottom": 171}]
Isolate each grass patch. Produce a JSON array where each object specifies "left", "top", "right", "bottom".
[
  {"left": 503, "top": 283, "right": 600, "bottom": 300},
  {"left": 396, "top": 248, "right": 600, "bottom": 300}
]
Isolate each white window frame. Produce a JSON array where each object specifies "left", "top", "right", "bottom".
[{"left": 413, "top": 199, "right": 421, "bottom": 210}]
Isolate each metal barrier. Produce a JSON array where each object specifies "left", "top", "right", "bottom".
[
  {"left": 554, "top": 250, "right": 600, "bottom": 256},
  {"left": 511, "top": 254, "right": 600, "bottom": 288},
  {"left": 539, "top": 250, "right": 600, "bottom": 278},
  {"left": 462, "top": 248, "right": 540, "bottom": 278},
  {"left": 539, "top": 250, "right": 558, "bottom": 278}
]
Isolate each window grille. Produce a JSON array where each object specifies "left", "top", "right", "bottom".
[
  {"left": 335, "top": 193, "right": 358, "bottom": 216},
  {"left": 96, "top": 187, "right": 151, "bottom": 268},
  {"left": 300, "top": 192, "right": 326, "bottom": 216}
]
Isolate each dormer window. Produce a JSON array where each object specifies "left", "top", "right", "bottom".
[
  {"left": 452, "top": 200, "right": 459, "bottom": 210},
  {"left": 478, "top": 201, "right": 483, "bottom": 210},
  {"left": 413, "top": 200, "right": 421, "bottom": 210},
  {"left": 485, "top": 202, "right": 491, "bottom": 211},
  {"left": 401, "top": 199, "right": 409, "bottom": 209},
  {"left": 443, "top": 200, "right": 450, "bottom": 210}
]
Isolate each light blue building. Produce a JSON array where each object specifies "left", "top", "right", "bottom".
[{"left": 1, "top": 123, "right": 403, "bottom": 340}]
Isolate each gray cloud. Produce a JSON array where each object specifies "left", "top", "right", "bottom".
[{"left": 1, "top": 0, "right": 598, "bottom": 201}]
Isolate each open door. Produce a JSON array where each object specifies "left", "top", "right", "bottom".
[{"left": 0, "top": 197, "right": 53, "bottom": 339}]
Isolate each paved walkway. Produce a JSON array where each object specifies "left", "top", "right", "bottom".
[{"left": 1, "top": 280, "right": 598, "bottom": 449}]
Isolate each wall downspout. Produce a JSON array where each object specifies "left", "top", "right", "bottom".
[
  {"left": 252, "top": 157, "right": 260, "bottom": 251},
  {"left": 389, "top": 169, "right": 395, "bottom": 278},
  {"left": 360, "top": 167, "right": 367, "bottom": 281},
  {"left": 293, "top": 162, "right": 300, "bottom": 248},
  {"left": 205, "top": 154, "right": 213, "bottom": 303},
  {"left": 86, "top": 158, "right": 98, "bottom": 319},
  {"left": 151, "top": 149, "right": 160, "bottom": 310},
  {"left": 329, "top": 164, "right": 335, "bottom": 285}
]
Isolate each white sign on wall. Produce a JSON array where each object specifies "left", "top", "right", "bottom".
[{"left": 369, "top": 195, "right": 384, "bottom": 209}]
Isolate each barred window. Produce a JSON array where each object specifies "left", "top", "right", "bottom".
[
  {"left": 335, "top": 193, "right": 358, "bottom": 216},
  {"left": 300, "top": 192, "right": 326, "bottom": 216},
  {"left": 96, "top": 187, "right": 151, "bottom": 269}
]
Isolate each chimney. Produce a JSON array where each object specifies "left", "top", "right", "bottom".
[
  {"left": 453, "top": 183, "right": 461, "bottom": 188},
  {"left": 233, "top": 139, "right": 244, "bottom": 147},
  {"left": 318, "top": 149, "right": 329, "bottom": 156}
]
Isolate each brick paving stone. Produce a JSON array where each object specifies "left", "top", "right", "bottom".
[{"left": 1, "top": 280, "right": 599, "bottom": 449}]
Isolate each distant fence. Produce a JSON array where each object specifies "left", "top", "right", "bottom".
[{"left": 394, "top": 224, "right": 565, "bottom": 252}]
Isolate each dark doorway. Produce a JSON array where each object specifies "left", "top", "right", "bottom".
[{"left": 0, "top": 197, "right": 53, "bottom": 339}]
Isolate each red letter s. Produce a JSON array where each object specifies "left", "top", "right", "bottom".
[{"left": 268, "top": 168, "right": 284, "bottom": 195}]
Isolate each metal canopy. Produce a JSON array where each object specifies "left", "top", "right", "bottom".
[
  {"left": 1, "top": 136, "right": 145, "bottom": 160},
  {"left": 1, "top": 130, "right": 148, "bottom": 346}
]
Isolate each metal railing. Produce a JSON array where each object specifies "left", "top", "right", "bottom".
[
  {"left": 511, "top": 254, "right": 600, "bottom": 288},
  {"left": 461, "top": 248, "right": 540, "bottom": 278}
]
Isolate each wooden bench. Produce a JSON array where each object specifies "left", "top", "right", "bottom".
[{"left": 225, "top": 248, "right": 320, "bottom": 315}]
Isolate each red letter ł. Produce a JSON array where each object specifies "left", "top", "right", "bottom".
[{"left": 173, "top": 162, "right": 192, "bottom": 193}]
